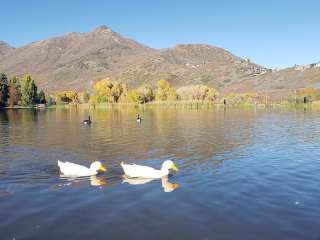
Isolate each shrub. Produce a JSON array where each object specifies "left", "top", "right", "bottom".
[
  {"left": 55, "top": 90, "right": 78, "bottom": 104},
  {"left": 177, "top": 85, "right": 219, "bottom": 101},
  {"left": 155, "top": 79, "right": 177, "bottom": 101}
]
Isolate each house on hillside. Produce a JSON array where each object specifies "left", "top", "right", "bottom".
[{"left": 294, "top": 64, "right": 312, "bottom": 71}]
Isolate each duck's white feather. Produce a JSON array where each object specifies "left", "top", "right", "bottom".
[{"left": 58, "top": 160, "right": 96, "bottom": 177}]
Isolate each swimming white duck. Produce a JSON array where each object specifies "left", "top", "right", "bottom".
[
  {"left": 121, "top": 160, "right": 178, "bottom": 178},
  {"left": 58, "top": 160, "right": 107, "bottom": 177}
]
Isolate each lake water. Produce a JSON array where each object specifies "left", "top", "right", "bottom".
[{"left": 0, "top": 107, "right": 319, "bottom": 240}]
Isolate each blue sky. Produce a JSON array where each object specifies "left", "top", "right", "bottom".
[{"left": 1, "top": 0, "right": 319, "bottom": 68}]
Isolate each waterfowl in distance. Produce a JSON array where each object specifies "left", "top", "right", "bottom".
[
  {"left": 136, "top": 114, "right": 142, "bottom": 123},
  {"left": 83, "top": 115, "right": 91, "bottom": 125}
]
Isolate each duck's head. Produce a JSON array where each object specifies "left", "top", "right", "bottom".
[
  {"left": 90, "top": 161, "right": 107, "bottom": 173},
  {"left": 161, "top": 160, "right": 178, "bottom": 172}
]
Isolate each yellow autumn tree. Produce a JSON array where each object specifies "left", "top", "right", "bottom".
[
  {"left": 176, "top": 85, "right": 219, "bottom": 102},
  {"left": 90, "top": 79, "right": 125, "bottom": 103},
  {"left": 155, "top": 79, "right": 177, "bottom": 101},
  {"left": 127, "top": 85, "right": 154, "bottom": 104},
  {"left": 78, "top": 91, "right": 90, "bottom": 103},
  {"left": 55, "top": 90, "right": 78, "bottom": 104},
  {"left": 92, "top": 79, "right": 113, "bottom": 103}
]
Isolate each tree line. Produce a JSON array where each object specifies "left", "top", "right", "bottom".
[
  {"left": 2, "top": 72, "right": 318, "bottom": 107},
  {"left": 0, "top": 73, "right": 46, "bottom": 108},
  {"left": 54, "top": 79, "right": 220, "bottom": 104}
]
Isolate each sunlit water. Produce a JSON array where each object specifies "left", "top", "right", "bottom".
[{"left": 0, "top": 107, "right": 319, "bottom": 240}]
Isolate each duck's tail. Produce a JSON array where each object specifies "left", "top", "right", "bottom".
[
  {"left": 121, "top": 162, "right": 128, "bottom": 173},
  {"left": 57, "top": 160, "right": 63, "bottom": 168}
]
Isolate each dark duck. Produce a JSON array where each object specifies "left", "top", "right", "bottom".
[
  {"left": 136, "top": 114, "right": 142, "bottom": 123},
  {"left": 83, "top": 115, "right": 92, "bottom": 125}
]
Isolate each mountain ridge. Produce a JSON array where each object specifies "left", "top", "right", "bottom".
[
  {"left": 0, "top": 40, "right": 15, "bottom": 56},
  {"left": 0, "top": 25, "right": 319, "bottom": 94}
]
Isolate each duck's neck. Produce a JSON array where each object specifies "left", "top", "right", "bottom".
[
  {"left": 89, "top": 167, "right": 98, "bottom": 176},
  {"left": 160, "top": 167, "right": 169, "bottom": 177}
]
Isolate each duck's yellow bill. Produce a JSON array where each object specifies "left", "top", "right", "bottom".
[
  {"left": 172, "top": 164, "right": 179, "bottom": 172},
  {"left": 99, "top": 165, "right": 107, "bottom": 172}
]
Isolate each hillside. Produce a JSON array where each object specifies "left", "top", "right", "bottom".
[
  {"left": 0, "top": 41, "right": 14, "bottom": 56},
  {"left": 225, "top": 64, "right": 320, "bottom": 95},
  {"left": 115, "top": 44, "right": 269, "bottom": 90},
  {"left": 0, "top": 26, "right": 156, "bottom": 91},
  {"left": 0, "top": 25, "right": 319, "bottom": 94}
]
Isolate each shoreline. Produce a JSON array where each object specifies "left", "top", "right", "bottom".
[{"left": 2, "top": 100, "right": 319, "bottom": 110}]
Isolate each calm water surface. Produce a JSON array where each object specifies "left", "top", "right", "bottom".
[{"left": 0, "top": 107, "right": 319, "bottom": 240}]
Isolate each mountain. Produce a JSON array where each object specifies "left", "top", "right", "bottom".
[
  {"left": 115, "top": 44, "right": 269, "bottom": 90},
  {"left": 0, "top": 41, "right": 14, "bottom": 56},
  {"left": 0, "top": 26, "right": 155, "bottom": 91},
  {"left": 0, "top": 25, "right": 319, "bottom": 95}
]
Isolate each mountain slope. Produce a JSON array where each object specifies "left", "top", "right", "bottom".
[
  {"left": 115, "top": 44, "right": 268, "bottom": 89},
  {"left": 0, "top": 26, "right": 155, "bottom": 91},
  {"left": 0, "top": 25, "right": 319, "bottom": 94},
  {"left": 0, "top": 41, "right": 14, "bottom": 57},
  {"left": 225, "top": 64, "right": 320, "bottom": 94}
]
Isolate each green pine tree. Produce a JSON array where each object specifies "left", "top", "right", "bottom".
[
  {"left": 21, "top": 75, "right": 38, "bottom": 106},
  {"left": 37, "top": 90, "right": 46, "bottom": 104},
  {"left": 0, "top": 73, "right": 9, "bottom": 107}
]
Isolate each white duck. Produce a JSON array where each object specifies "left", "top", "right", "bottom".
[
  {"left": 121, "top": 160, "right": 178, "bottom": 178},
  {"left": 58, "top": 160, "right": 107, "bottom": 177}
]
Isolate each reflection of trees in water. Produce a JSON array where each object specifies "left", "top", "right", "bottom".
[
  {"left": 0, "top": 108, "right": 257, "bottom": 169},
  {"left": 141, "top": 109, "right": 257, "bottom": 168},
  {"left": 10, "top": 109, "right": 52, "bottom": 146},
  {"left": 74, "top": 107, "right": 258, "bottom": 169},
  {"left": 1, "top": 110, "right": 39, "bottom": 146},
  {"left": 0, "top": 110, "right": 9, "bottom": 147},
  {"left": 21, "top": 109, "right": 39, "bottom": 123}
]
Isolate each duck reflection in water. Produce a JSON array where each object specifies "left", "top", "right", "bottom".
[
  {"left": 59, "top": 175, "right": 108, "bottom": 187},
  {"left": 122, "top": 175, "right": 179, "bottom": 193},
  {"left": 89, "top": 175, "right": 108, "bottom": 186}
]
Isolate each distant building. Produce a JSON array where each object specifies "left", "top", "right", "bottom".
[{"left": 294, "top": 64, "right": 312, "bottom": 71}]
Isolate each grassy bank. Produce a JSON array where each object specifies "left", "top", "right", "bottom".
[
  {"left": 4, "top": 100, "right": 320, "bottom": 110},
  {"left": 53, "top": 100, "right": 320, "bottom": 110}
]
